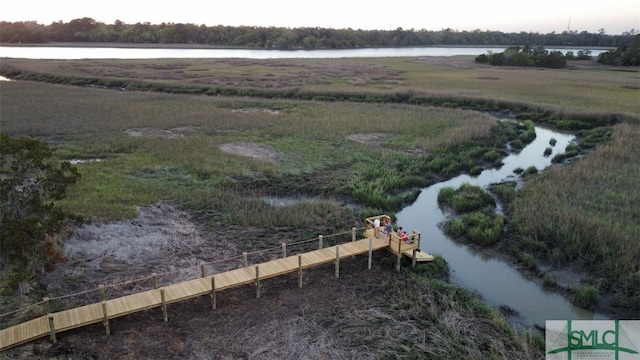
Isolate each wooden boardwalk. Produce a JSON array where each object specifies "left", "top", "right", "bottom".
[{"left": 1, "top": 236, "right": 392, "bottom": 351}]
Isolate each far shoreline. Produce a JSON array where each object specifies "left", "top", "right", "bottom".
[{"left": 0, "top": 42, "right": 616, "bottom": 51}]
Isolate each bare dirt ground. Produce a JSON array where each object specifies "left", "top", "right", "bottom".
[
  {"left": 8, "top": 202, "right": 414, "bottom": 360},
  {"left": 345, "top": 133, "right": 392, "bottom": 147},
  {"left": 125, "top": 126, "right": 200, "bottom": 139},
  {"left": 219, "top": 142, "right": 285, "bottom": 164}
]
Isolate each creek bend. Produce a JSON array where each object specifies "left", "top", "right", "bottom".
[{"left": 396, "top": 124, "right": 608, "bottom": 327}]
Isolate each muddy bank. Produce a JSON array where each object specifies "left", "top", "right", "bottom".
[{"left": 6, "top": 202, "right": 542, "bottom": 359}]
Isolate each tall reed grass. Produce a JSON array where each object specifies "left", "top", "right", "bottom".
[{"left": 510, "top": 123, "right": 640, "bottom": 315}]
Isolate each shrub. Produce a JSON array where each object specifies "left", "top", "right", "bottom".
[
  {"left": 483, "top": 149, "right": 501, "bottom": 163},
  {"left": 520, "top": 252, "right": 537, "bottom": 270},
  {"left": 518, "top": 129, "right": 536, "bottom": 144},
  {"left": 565, "top": 143, "right": 580, "bottom": 156},
  {"left": 412, "top": 254, "right": 449, "bottom": 280},
  {"left": 469, "top": 166, "right": 483, "bottom": 176},
  {"left": 437, "top": 186, "right": 456, "bottom": 205},
  {"left": 446, "top": 219, "right": 467, "bottom": 237},
  {"left": 551, "top": 153, "right": 568, "bottom": 164},
  {"left": 510, "top": 139, "right": 524, "bottom": 150},
  {"left": 542, "top": 273, "right": 555, "bottom": 287},
  {"left": 438, "top": 183, "right": 496, "bottom": 213},
  {"left": 573, "top": 284, "right": 599, "bottom": 309},
  {"left": 444, "top": 211, "right": 505, "bottom": 247}
]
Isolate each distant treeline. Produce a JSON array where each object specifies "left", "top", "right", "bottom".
[
  {"left": 0, "top": 18, "right": 637, "bottom": 49},
  {"left": 475, "top": 35, "right": 640, "bottom": 67}
]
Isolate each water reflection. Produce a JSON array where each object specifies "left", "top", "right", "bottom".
[
  {"left": 0, "top": 46, "right": 610, "bottom": 60},
  {"left": 396, "top": 124, "right": 608, "bottom": 327}
]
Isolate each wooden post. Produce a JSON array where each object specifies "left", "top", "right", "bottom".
[
  {"left": 152, "top": 273, "right": 158, "bottom": 289},
  {"left": 255, "top": 266, "right": 260, "bottom": 299},
  {"left": 412, "top": 249, "right": 417, "bottom": 268},
  {"left": 282, "top": 242, "right": 287, "bottom": 258},
  {"left": 160, "top": 288, "right": 168, "bottom": 322},
  {"left": 318, "top": 235, "right": 323, "bottom": 249},
  {"left": 298, "top": 255, "right": 303, "bottom": 288},
  {"left": 243, "top": 252, "right": 248, "bottom": 267},
  {"left": 99, "top": 284, "right": 106, "bottom": 301},
  {"left": 351, "top": 227, "right": 357, "bottom": 259},
  {"left": 43, "top": 297, "right": 50, "bottom": 315},
  {"left": 102, "top": 302, "right": 110, "bottom": 335},
  {"left": 211, "top": 276, "right": 217, "bottom": 310},
  {"left": 396, "top": 238, "right": 402, "bottom": 272},
  {"left": 48, "top": 315, "right": 57, "bottom": 344},
  {"left": 200, "top": 261, "right": 206, "bottom": 278},
  {"left": 368, "top": 238, "right": 373, "bottom": 270},
  {"left": 335, "top": 246, "right": 340, "bottom": 278}
]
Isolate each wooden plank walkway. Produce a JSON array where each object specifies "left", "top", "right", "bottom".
[{"left": 0, "top": 236, "right": 389, "bottom": 351}]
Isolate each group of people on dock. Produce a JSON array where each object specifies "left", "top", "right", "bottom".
[{"left": 373, "top": 216, "right": 411, "bottom": 243}]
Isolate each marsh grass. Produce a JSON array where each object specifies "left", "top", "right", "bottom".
[
  {"left": 573, "top": 284, "right": 599, "bottom": 310},
  {"left": 3, "top": 57, "right": 639, "bottom": 123},
  {"left": 439, "top": 183, "right": 505, "bottom": 247},
  {"left": 438, "top": 183, "right": 496, "bottom": 213},
  {"left": 510, "top": 123, "right": 640, "bottom": 315},
  {"left": 2, "top": 81, "right": 508, "bottom": 219},
  {"left": 488, "top": 181, "right": 517, "bottom": 206},
  {"left": 381, "top": 264, "right": 543, "bottom": 359},
  {"left": 444, "top": 212, "right": 505, "bottom": 247},
  {"left": 2, "top": 56, "right": 638, "bottom": 320},
  {"left": 542, "top": 273, "right": 556, "bottom": 287}
]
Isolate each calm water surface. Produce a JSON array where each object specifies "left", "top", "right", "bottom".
[
  {"left": 0, "top": 46, "right": 610, "bottom": 59},
  {"left": 396, "top": 125, "right": 609, "bottom": 327}
]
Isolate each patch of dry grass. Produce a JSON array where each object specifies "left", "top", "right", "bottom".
[{"left": 3, "top": 57, "right": 638, "bottom": 118}]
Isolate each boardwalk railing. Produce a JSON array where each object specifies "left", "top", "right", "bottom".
[{"left": 1, "top": 226, "right": 395, "bottom": 351}]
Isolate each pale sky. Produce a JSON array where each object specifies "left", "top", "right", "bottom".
[{"left": 2, "top": 0, "right": 639, "bottom": 34}]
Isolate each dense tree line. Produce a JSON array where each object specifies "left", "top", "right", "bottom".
[
  {"left": 475, "top": 46, "right": 568, "bottom": 68},
  {"left": 1, "top": 18, "right": 637, "bottom": 49},
  {"left": 475, "top": 35, "right": 640, "bottom": 68},
  {"left": 597, "top": 34, "right": 640, "bottom": 66}
]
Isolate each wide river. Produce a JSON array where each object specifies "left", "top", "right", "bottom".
[{"left": 0, "top": 45, "right": 611, "bottom": 59}]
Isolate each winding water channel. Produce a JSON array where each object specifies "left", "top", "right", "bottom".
[{"left": 396, "top": 124, "right": 608, "bottom": 327}]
